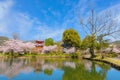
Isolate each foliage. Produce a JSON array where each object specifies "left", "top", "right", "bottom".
[
  {"left": 45, "top": 38, "right": 54, "bottom": 46},
  {"left": 94, "top": 42, "right": 100, "bottom": 50},
  {"left": 62, "top": 29, "right": 81, "bottom": 48},
  {"left": 81, "top": 35, "right": 99, "bottom": 50},
  {"left": 70, "top": 52, "right": 78, "bottom": 58},
  {"left": 81, "top": 35, "right": 109, "bottom": 51},
  {"left": 80, "top": 35, "right": 99, "bottom": 57}
]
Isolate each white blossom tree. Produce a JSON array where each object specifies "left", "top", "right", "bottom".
[
  {"left": 0, "top": 39, "right": 35, "bottom": 54},
  {"left": 42, "top": 45, "right": 57, "bottom": 53}
]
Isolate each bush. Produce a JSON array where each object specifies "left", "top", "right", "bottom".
[{"left": 70, "top": 52, "right": 78, "bottom": 58}]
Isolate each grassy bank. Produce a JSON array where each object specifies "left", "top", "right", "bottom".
[
  {"left": 93, "top": 56, "right": 120, "bottom": 66},
  {"left": 0, "top": 52, "right": 81, "bottom": 58},
  {"left": 0, "top": 53, "right": 9, "bottom": 58},
  {"left": 20, "top": 52, "right": 80, "bottom": 58},
  {"left": 83, "top": 54, "right": 120, "bottom": 69}
]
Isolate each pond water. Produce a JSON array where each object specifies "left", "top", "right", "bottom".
[{"left": 0, "top": 57, "right": 120, "bottom": 80}]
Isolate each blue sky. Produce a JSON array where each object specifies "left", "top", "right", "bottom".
[{"left": 0, "top": 0, "right": 120, "bottom": 41}]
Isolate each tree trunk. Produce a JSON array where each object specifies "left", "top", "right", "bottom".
[
  {"left": 100, "top": 42, "right": 105, "bottom": 59},
  {"left": 100, "top": 48, "right": 103, "bottom": 59},
  {"left": 90, "top": 38, "right": 95, "bottom": 58},
  {"left": 90, "top": 47, "right": 95, "bottom": 58}
]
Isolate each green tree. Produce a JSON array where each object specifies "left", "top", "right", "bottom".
[
  {"left": 80, "top": 10, "right": 120, "bottom": 57},
  {"left": 62, "top": 29, "right": 81, "bottom": 49},
  {"left": 45, "top": 38, "right": 54, "bottom": 46},
  {"left": 81, "top": 35, "right": 100, "bottom": 52},
  {"left": 80, "top": 35, "right": 92, "bottom": 50}
]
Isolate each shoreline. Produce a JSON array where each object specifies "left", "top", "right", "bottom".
[
  {"left": 0, "top": 53, "right": 79, "bottom": 59},
  {"left": 83, "top": 57, "right": 120, "bottom": 70}
]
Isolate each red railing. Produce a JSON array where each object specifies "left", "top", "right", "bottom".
[{"left": 36, "top": 40, "right": 44, "bottom": 44}]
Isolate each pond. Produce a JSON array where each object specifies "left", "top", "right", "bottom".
[{"left": 0, "top": 57, "right": 120, "bottom": 80}]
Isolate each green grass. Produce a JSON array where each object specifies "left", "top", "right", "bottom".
[
  {"left": 22, "top": 52, "right": 80, "bottom": 58},
  {"left": 22, "top": 53, "right": 70, "bottom": 58},
  {"left": 0, "top": 53, "right": 8, "bottom": 58},
  {"left": 94, "top": 57, "right": 120, "bottom": 66},
  {"left": 84, "top": 54, "right": 120, "bottom": 66}
]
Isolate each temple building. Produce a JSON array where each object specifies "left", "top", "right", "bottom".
[
  {"left": 32, "top": 40, "right": 44, "bottom": 53},
  {"left": 35, "top": 40, "right": 44, "bottom": 49}
]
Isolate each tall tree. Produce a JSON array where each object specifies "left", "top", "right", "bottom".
[
  {"left": 81, "top": 35, "right": 96, "bottom": 50},
  {"left": 81, "top": 35, "right": 101, "bottom": 54},
  {"left": 80, "top": 10, "right": 120, "bottom": 58},
  {"left": 62, "top": 29, "right": 81, "bottom": 49}
]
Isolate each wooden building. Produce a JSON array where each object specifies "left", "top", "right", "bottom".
[{"left": 32, "top": 40, "right": 44, "bottom": 53}]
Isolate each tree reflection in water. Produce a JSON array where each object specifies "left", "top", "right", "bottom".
[
  {"left": 62, "top": 60, "right": 110, "bottom": 80},
  {"left": 0, "top": 57, "right": 118, "bottom": 80}
]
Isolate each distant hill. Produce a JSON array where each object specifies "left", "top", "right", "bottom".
[
  {"left": 0, "top": 36, "right": 9, "bottom": 45},
  {"left": 111, "top": 40, "right": 120, "bottom": 47},
  {"left": 112, "top": 41, "right": 120, "bottom": 44}
]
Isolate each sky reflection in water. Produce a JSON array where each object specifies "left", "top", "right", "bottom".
[{"left": 0, "top": 58, "right": 120, "bottom": 80}]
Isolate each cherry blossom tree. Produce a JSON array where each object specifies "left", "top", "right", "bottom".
[
  {"left": 0, "top": 39, "right": 35, "bottom": 54},
  {"left": 63, "top": 47, "right": 76, "bottom": 54},
  {"left": 42, "top": 45, "right": 57, "bottom": 53}
]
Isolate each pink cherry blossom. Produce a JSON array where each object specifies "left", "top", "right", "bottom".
[{"left": 0, "top": 39, "right": 35, "bottom": 54}]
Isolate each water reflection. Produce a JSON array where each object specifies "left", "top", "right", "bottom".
[{"left": 0, "top": 57, "right": 120, "bottom": 80}]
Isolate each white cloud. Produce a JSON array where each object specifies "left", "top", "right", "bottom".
[
  {"left": 115, "top": 15, "right": 120, "bottom": 23},
  {"left": 0, "top": 0, "right": 120, "bottom": 41},
  {"left": 0, "top": 23, "right": 7, "bottom": 34},
  {"left": 99, "top": 3, "right": 120, "bottom": 15},
  {"left": 0, "top": 0, "right": 13, "bottom": 19},
  {"left": 63, "top": 0, "right": 120, "bottom": 40},
  {"left": 36, "top": 26, "right": 64, "bottom": 41},
  {"left": 99, "top": 3, "right": 120, "bottom": 41},
  {"left": 48, "top": 8, "right": 61, "bottom": 17},
  {"left": 0, "top": 0, "right": 65, "bottom": 41},
  {"left": 0, "top": 0, "right": 13, "bottom": 34}
]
